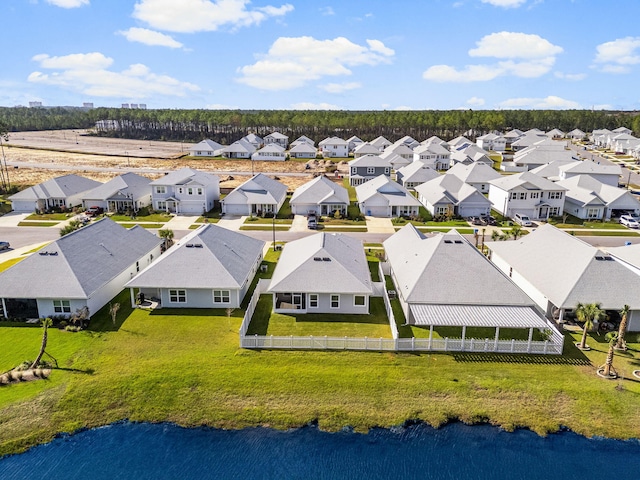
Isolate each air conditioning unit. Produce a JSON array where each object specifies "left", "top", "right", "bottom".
[
  {"left": 260, "top": 264, "right": 268, "bottom": 273},
  {"left": 387, "top": 290, "right": 396, "bottom": 299}
]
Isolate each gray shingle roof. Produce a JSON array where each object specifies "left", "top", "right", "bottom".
[
  {"left": 223, "top": 173, "right": 288, "bottom": 207},
  {"left": 397, "top": 162, "right": 441, "bottom": 183},
  {"left": 348, "top": 154, "right": 390, "bottom": 167},
  {"left": 356, "top": 175, "right": 422, "bottom": 206},
  {"left": 290, "top": 176, "right": 349, "bottom": 206},
  {"left": 126, "top": 224, "right": 265, "bottom": 290},
  {"left": 0, "top": 218, "right": 161, "bottom": 299},
  {"left": 268, "top": 233, "right": 372, "bottom": 294},
  {"left": 149, "top": 167, "right": 218, "bottom": 187},
  {"left": 10, "top": 174, "right": 102, "bottom": 201},
  {"left": 82, "top": 172, "right": 151, "bottom": 202}
]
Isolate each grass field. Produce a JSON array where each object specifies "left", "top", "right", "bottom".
[
  {"left": 116, "top": 223, "right": 165, "bottom": 229},
  {"left": 17, "top": 221, "right": 59, "bottom": 227},
  {"left": 108, "top": 213, "right": 172, "bottom": 223},
  {"left": 25, "top": 213, "right": 71, "bottom": 221},
  {"left": 1, "top": 290, "right": 640, "bottom": 457}
]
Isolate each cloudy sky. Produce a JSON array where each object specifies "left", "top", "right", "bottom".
[{"left": 2, "top": 0, "right": 640, "bottom": 110}]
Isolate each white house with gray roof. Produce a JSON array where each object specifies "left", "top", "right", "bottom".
[
  {"left": 416, "top": 174, "right": 492, "bottom": 218},
  {"left": 413, "top": 143, "right": 451, "bottom": 170},
  {"left": 264, "top": 132, "right": 289, "bottom": 148},
  {"left": 353, "top": 142, "right": 380, "bottom": 158},
  {"left": 290, "top": 175, "right": 349, "bottom": 216},
  {"left": 319, "top": 136, "right": 349, "bottom": 158},
  {"left": 242, "top": 133, "right": 263, "bottom": 149},
  {"left": 125, "top": 224, "right": 265, "bottom": 309},
  {"left": 396, "top": 162, "right": 440, "bottom": 190},
  {"left": 251, "top": 143, "right": 286, "bottom": 161},
  {"left": 221, "top": 173, "right": 287, "bottom": 216},
  {"left": 348, "top": 155, "right": 391, "bottom": 186},
  {"left": 445, "top": 162, "right": 501, "bottom": 194},
  {"left": 356, "top": 175, "right": 422, "bottom": 217},
  {"left": 267, "top": 233, "right": 373, "bottom": 314},
  {"left": 0, "top": 218, "right": 161, "bottom": 320},
  {"left": 288, "top": 142, "right": 317, "bottom": 159},
  {"left": 189, "top": 139, "right": 224, "bottom": 157},
  {"left": 221, "top": 139, "right": 256, "bottom": 159},
  {"left": 383, "top": 225, "right": 559, "bottom": 348},
  {"left": 486, "top": 224, "right": 640, "bottom": 331},
  {"left": 81, "top": 172, "right": 152, "bottom": 212},
  {"left": 150, "top": 168, "right": 219, "bottom": 215},
  {"left": 370, "top": 135, "right": 392, "bottom": 151},
  {"left": 10, "top": 174, "right": 102, "bottom": 213}
]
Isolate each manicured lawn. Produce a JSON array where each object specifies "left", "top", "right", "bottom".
[
  {"left": 108, "top": 213, "right": 172, "bottom": 222},
  {"left": 319, "top": 226, "right": 368, "bottom": 232},
  {"left": 240, "top": 225, "right": 290, "bottom": 231},
  {"left": 243, "top": 217, "right": 293, "bottom": 225},
  {"left": 566, "top": 230, "right": 639, "bottom": 237},
  {"left": 247, "top": 295, "right": 392, "bottom": 338},
  {"left": 25, "top": 213, "right": 71, "bottom": 221},
  {"left": 17, "top": 221, "right": 58, "bottom": 227},
  {"left": 117, "top": 222, "right": 164, "bottom": 229},
  {"left": 2, "top": 289, "right": 640, "bottom": 457},
  {"left": 411, "top": 227, "right": 477, "bottom": 234}
]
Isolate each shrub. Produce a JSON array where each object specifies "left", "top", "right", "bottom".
[{"left": 65, "top": 325, "right": 82, "bottom": 332}]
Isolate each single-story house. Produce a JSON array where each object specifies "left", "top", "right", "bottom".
[
  {"left": 251, "top": 144, "right": 286, "bottom": 161},
  {"left": 81, "top": 172, "right": 152, "bottom": 212},
  {"left": 0, "top": 218, "right": 162, "bottom": 320},
  {"left": 242, "top": 133, "right": 263, "bottom": 150},
  {"left": 290, "top": 175, "right": 349, "bottom": 216},
  {"left": 289, "top": 142, "right": 317, "bottom": 159},
  {"left": 188, "top": 139, "right": 224, "bottom": 157},
  {"left": 353, "top": 142, "right": 382, "bottom": 158},
  {"left": 222, "top": 139, "right": 256, "bottom": 158},
  {"left": 396, "top": 162, "right": 441, "bottom": 190},
  {"left": 355, "top": 175, "right": 422, "bottom": 218},
  {"left": 416, "top": 174, "right": 492, "bottom": 218},
  {"left": 267, "top": 232, "right": 373, "bottom": 314},
  {"left": 126, "top": 224, "right": 265, "bottom": 309},
  {"left": 445, "top": 162, "right": 501, "bottom": 194},
  {"left": 221, "top": 173, "right": 288, "bottom": 216},
  {"left": 10, "top": 174, "right": 102, "bottom": 213}
]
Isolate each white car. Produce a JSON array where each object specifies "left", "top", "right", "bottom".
[{"left": 619, "top": 215, "right": 640, "bottom": 229}]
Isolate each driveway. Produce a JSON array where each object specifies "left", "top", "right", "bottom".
[{"left": 365, "top": 216, "right": 395, "bottom": 233}]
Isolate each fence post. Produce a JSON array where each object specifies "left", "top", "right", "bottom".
[
  {"left": 444, "top": 337, "right": 448, "bottom": 351},
  {"left": 365, "top": 336, "right": 368, "bottom": 350},
  {"left": 324, "top": 335, "right": 328, "bottom": 349},
  {"left": 544, "top": 340, "right": 548, "bottom": 354},
  {"left": 510, "top": 338, "right": 515, "bottom": 353}
]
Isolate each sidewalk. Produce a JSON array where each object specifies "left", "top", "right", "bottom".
[{"left": 0, "top": 241, "right": 50, "bottom": 263}]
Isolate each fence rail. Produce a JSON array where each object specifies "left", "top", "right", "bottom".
[
  {"left": 379, "top": 263, "right": 399, "bottom": 340},
  {"left": 239, "top": 279, "right": 268, "bottom": 340}
]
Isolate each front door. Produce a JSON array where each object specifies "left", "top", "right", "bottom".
[
  {"left": 539, "top": 206, "right": 548, "bottom": 219},
  {"left": 292, "top": 293, "right": 303, "bottom": 309}
]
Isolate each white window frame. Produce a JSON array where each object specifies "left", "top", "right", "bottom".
[
  {"left": 309, "top": 294, "right": 319, "bottom": 308},
  {"left": 157, "top": 201, "right": 166, "bottom": 210},
  {"left": 366, "top": 167, "right": 375, "bottom": 175},
  {"left": 330, "top": 294, "right": 340, "bottom": 309},
  {"left": 548, "top": 191, "right": 563, "bottom": 199},
  {"left": 213, "top": 290, "right": 230, "bottom": 304},
  {"left": 53, "top": 300, "right": 71, "bottom": 313},
  {"left": 155, "top": 186, "right": 166, "bottom": 194},
  {"left": 169, "top": 289, "right": 187, "bottom": 303},
  {"left": 354, "top": 295, "right": 366, "bottom": 307},
  {"left": 530, "top": 192, "right": 540, "bottom": 199}
]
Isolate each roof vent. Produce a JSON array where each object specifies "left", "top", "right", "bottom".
[
  {"left": 313, "top": 257, "right": 322, "bottom": 261},
  {"left": 604, "top": 256, "right": 614, "bottom": 261},
  {"left": 39, "top": 251, "right": 49, "bottom": 256},
  {"left": 595, "top": 255, "right": 604, "bottom": 260},
  {"left": 322, "top": 257, "right": 331, "bottom": 261},
  {"left": 454, "top": 240, "right": 463, "bottom": 244},
  {"left": 49, "top": 251, "right": 58, "bottom": 256},
  {"left": 186, "top": 244, "right": 194, "bottom": 248},
  {"left": 444, "top": 240, "right": 453, "bottom": 244},
  {"left": 194, "top": 244, "right": 203, "bottom": 248}
]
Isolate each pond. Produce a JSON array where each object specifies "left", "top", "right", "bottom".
[{"left": 1, "top": 421, "right": 639, "bottom": 479}]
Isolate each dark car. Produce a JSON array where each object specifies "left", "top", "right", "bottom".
[
  {"left": 0, "top": 241, "right": 10, "bottom": 251},
  {"left": 85, "top": 206, "right": 104, "bottom": 217}
]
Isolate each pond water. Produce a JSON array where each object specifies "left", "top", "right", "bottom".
[{"left": 1, "top": 421, "right": 639, "bottom": 480}]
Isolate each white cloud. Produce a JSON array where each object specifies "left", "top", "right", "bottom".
[
  {"left": 466, "top": 96, "right": 485, "bottom": 106},
  {"left": 423, "top": 31, "right": 561, "bottom": 82},
  {"left": 554, "top": 71, "right": 587, "bottom": 81},
  {"left": 117, "top": 27, "right": 183, "bottom": 49},
  {"left": 319, "top": 82, "right": 361, "bottom": 93},
  {"left": 320, "top": 6, "right": 334, "bottom": 15},
  {"left": 206, "top": 104, "right": 240, "bottom": 109},
  {"left": 481, "top": 0, "right": 527, "bottom": 7},
  {"left": 46, "top": 0, "right": 89, "bottom": 8},
  {"left": 29, "top": 52, "right": 199, "bottom": 98},
  {"left": 237, "top": 36, "right": 394, "bottom": 90},
  {"left": 497, "top": 95, "right": 580, "bottom": 109},
  {"left": 132, "top": 0, "right": 294, "bottom": 33},
  {"left": 593, "top": 37, "right": 640, "bottom": 73},
  {"left": 291, "top": 102, "right": 342, "bottom": 110}
]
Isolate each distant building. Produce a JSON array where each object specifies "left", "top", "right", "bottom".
[
  {"left": 82, "top": 102, "right": 94, "bottom": 109},
  {"left": 29, "top": 101, "right": 43, "bottom": 108},
  {"left": 121, "top": 103, "right": 130, "bottom": 109}
]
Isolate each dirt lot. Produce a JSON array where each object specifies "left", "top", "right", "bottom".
[{"left": 2, "top": 131, "right": 348, "bottom": 190}]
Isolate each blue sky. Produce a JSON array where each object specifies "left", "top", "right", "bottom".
[{"left": 2, "top": 0, "right": 640, "bottom": 110}]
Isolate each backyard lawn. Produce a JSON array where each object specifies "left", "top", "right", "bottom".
[{"left": 2, "top": 289, "right": 640, "bottom": 458}]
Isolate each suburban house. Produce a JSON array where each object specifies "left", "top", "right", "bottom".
[
  {"left": 264, "top": 132, "right": 289, "bottom": 148},
  {"left": 267, "top": 233, "right": 373, "bottom": 314},
  {"left": 355, "top": 174, "right": 422, "bottom": 217},
  {"left": 251, "top": 144, "right": 286, "bottom": 161},
  {"left": 81, "top": 172, "right": 151, "bottom": 212},
  {"left": 188, "top": 139, "right": 224, "bottom": 157},
  {"left": 510, "top": 131, "right": 548, "bottom": 152},
  {"left": 353, "top": 142, "right": 381, "bottom": 158},
  {"left": 545, "top": 129, "right": 565, "bottom": 139},
  {"left": 488, "top": 171, "right": 566, "bottom": 220},
  {"left": 125, "top": 224, "right": 265, "bottom": 309},
  {"left": 288, "top": 142, "right": 317, "bottom": 158},
  {"left": 383, "top": 142, "right": 414, "bottom": 161},
  {"left": 290, "top": 175, "right": 349, "bottom": 216},
  {"left": 486, "top": 224, "right": 640, "bottom": 331},
  {"left": 221, "top": 173, "right": 287, "bottom": 216},
  {"left": 396, "top": 162, "right": 440, "bottom": 190},
  {"left": 291, "top": 135, "right": 315, "bottom": 147},
  {"left": 503, "top": 129, "right": 524, "bottom": 148},
  {"left": 476, "top": 133, "right": 506, "bottom": 152},
  {"left": 383, "top": 225, "right": 557, "bottom": 342},
  {"left": 242, "top": 133, "right": 263, "bottom": 150},
  {"left": 150, "top": 168, "right": 220, "bottom": 215},
  {"left": 446, "top": 135, "right": 471, "bottom": 150},
  {"left": 370, "top": 135, "right": 392, "bottom": 151},
  {"left": 221, "top": 139, "right": 256, "bottom": 159},
  {"left": 413, "top": 143, "right": 451, "bottom": 170},
  {"left": 567, "top": 129, "right": 586, "bottom": 141},
  {"left": 318, "top": 136, "right": 349, "bottom": 158},
  {"left": 606, "top": 244, "right": 640, "bottom": 277},
  {"left": 415, "top": 174, "right": 492, "bottom": 218},
  {"left": 10, "top": 174, "right": 102, "bottom": 213},
  {"left": 556, "top": 161, "right": 621, "bottom": 187},
  {"left": 347, "top": 155, "right": 391, "bottom": 186},
  {"left": 501, "top": 138, "right": 577, "bottom": 172},
  {"left": 449, "top": 144, "right": 493, "bottom": 167},
  {"left": 0, "top": 218, "right": 161, "bottom": 320},
  {"left": 445, "top": 162, "right": 501, "bottom": 194},
  {"left": 379, "top": 150, "right": 412, "bottom": 171},
  {"left": 556, "top": 175, "right": 640, "bottom": 220},
  {"left": 395, "top": 135, "right": 420, "bottom": 150},
  {"left": 346, "top": 135, "right": 364, "bottom": 152}
]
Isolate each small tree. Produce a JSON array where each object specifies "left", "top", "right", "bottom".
[
  {"left": 510, "top": 225, "right": 522, "bottom": 240},
  {"left": 59, "top": 219, "right": 82, "bottom": 237},
  {"left": 600, "top": 331, "right": 619, "bottom": 378},
  {"left": 109, "top": 302, "right": 121, "bottom": 327},
  {"left": 615, "top": 304, "right": 630, "bottom": 351},
  {"left": 69, "top": 306, "right": 90, "bottom": 329},
  {"left": 31, "top": 318, "right": 52, "bottom": 369},
  {"left": 575, "top": 302, "right": 605, "bottom": 350},
  {"left": 158, "top": 228, "right": 174, "bottom": 250},
  {"left": 491, "top": 230, "right": 501, "bottom": 242}
]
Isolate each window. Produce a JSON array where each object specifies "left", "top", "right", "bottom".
[
  {"left": 530, "top": 192, "right": 540, "bottom": 199},
  {"left": 518, "top": 192, "right": 527, "bottom": 200},
  {"left": 309, "top": 294, "right": 318, "bottom": 308},
  {"left": 549, "top": 207, "right": 560, "bottom": 216},
  {"left": 53, "top": 300, "right": 71, "bottom": 313},
  {"left": 157, "top": 201, "right": 166, "bottom": 210},
  {"left": 197, "top": 188, "right": 203, "bottom": 195},
  {"left": 136, "top": 261, "right": 139, "bottom": 272},
  {"left": 367, "top": 167, "right": 375, "bottom": 175},
  {"left": 352, "top": 168, "right": 357, "bottom": 175},
  {"left": 435, "top": 206, "right": 449, "bottom": 215},
  {"left": 155, "top": 186, "right": 166, "bottom": 194},
  {"left": 587, "top": 208, "right": 600, "bottom": 219},
  {"left": 509, "top": 267, "right": 513, "bottom": 278},
  {"left": 213, "top": 290, "right": 230, "bottom": 303},
  {"left": 178, "top": 187, "right": 183, "bottom": 194},
  {"left": 548, "top": 191, "right": 563, "bottom": 199},
  {"left": 330, "top": 294, "right": 340, "bottom": 309},
  {"left": 354, "top": 295, "right": 366, "bottom": 306},
  {"left": 187, "top": 187, "right": 194, "bottom": 195},
  {"left": 169, "top": 289, "right": 186, "bottom": 303}
]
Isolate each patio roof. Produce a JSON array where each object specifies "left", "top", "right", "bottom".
[{"left": 409, "top": 305, "right": 549, "bottom": 329}]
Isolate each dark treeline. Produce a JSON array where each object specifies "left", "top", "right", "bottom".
[{"left": 1, "top": 107, "right": 639, "bottom": 144}]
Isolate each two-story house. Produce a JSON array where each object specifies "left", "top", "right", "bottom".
[
  {"left": 413, "top": 143, "right": 450, "bottom": 170},
  {"left": 318, "top": 136, "right": 349, "bottom": 158},
  {"left": 150, "top": 168, "right": 220, "bottom": 215},
  {"left": 264, "top": 132, "right": 289, "bottom": 148},
  {"left": 488, "top": 171, "right": 566, "bottom": 221},
  {"left": 347, "top": 155, "right": 391, "bottom": 186}
]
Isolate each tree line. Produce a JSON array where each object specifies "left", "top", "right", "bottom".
[{"left": 1, "top": 107, "right": 639, "bottom": 144}]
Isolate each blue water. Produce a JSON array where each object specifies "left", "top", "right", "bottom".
[{"left": 1, "top": 422, "right": 639, "bottom": 480}]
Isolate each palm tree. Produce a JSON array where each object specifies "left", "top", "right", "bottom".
[
  {"left": 599, "top": 331, "right": 619, "bottom": 378},
  {"left": 31, "top": 317, "right": 52, "bottom": 369},
  {"left": 158, "top": 228, "right": 174, "bottom": 250},
  {"left": 575, "top": 302, "right": 605, "bottom": 350},
  {"left": 615, "top": 304, "right": 630, "bottom": 351}
]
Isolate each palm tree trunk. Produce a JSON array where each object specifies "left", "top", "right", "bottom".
[
  {"left": 31, "top": 325, "right": 49, "bottom": 369},
  {"left": 615, "top": 313, "right": 628, "bottom": 350},
  {"left": 579, "top": 326, "right": 589, "bottom": 349},
  {"left": 603, "top": 344, "right": 615, "bottom": 376}
]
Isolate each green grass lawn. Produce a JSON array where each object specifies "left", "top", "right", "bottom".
[
  {"left": 25, "top": 213, "right": 71, "bottom": 221},
  {"left": 240, "top": 225, "right": 291, "bottom": 231},
  {"left": 17, "top": 221, "right": 59, "bottom": 227},
  {"left": 407, "top": 325, "right": 546, "bottom": 341},
  {"left": 244, "top": 217, "right": 293, "bottom": 225},
  {"left": 116, "top": 222, "right": 164, "bottom": 229},
  {"left": 565, "top": 230, "right": 640, "bottom": 237},
  {"left": 2, "top": 289, "right": 640, "bottom": 457},
  {"left": 108, "top": 213, "right": 172, "bottom": 223},
  {"left": 319, "top": 226, "right": 368, "bottom": 232}
]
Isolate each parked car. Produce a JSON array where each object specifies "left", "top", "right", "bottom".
[
  {"left": 469, "top": 216, "right": 484, "bottom": 226},
  {"left": 513, "top": 213, "right": 533, "bottom": 227},
  {"left": 85, "top": 206, "right": 104, "bottom": 217},
  {"left": 619, "top": 215, "right": 640, "bottom": 229},
  {"left": 307, "top": 211, "right": 318, "bottom": 230},
  {"left": 0, "top": 241, "right": 10, "bottom": 251}
]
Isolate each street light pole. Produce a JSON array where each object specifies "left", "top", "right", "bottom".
[
  {"left": 272, "top": 212, "right": 276, "bottom": 251},
  {"left": 627, "top": 169, "right": 632, "bottom": 190}
]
